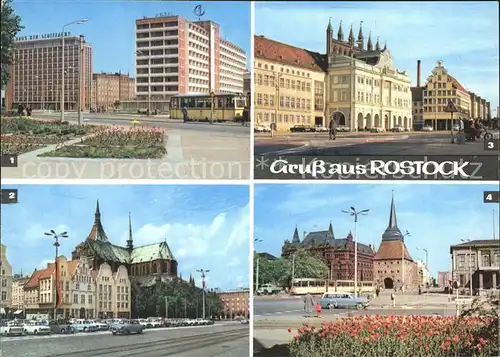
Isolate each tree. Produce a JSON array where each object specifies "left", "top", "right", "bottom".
[
  {"left": 254, "top": 250, "right": 329, "bottom": 289},
  {"left": 1, "top": 0, "right": 23, "bottom": 89}
]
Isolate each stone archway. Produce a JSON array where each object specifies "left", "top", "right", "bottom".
[
  {"left": 357, "top": 113, "right": 364, "bottom": 131},
  {"left": 384, "top": 277, "right": 394, "bottom": 289},
  {"left": 398, "top": 116, "right": 403, "bottom": 126},
  {"left": 79, "top": 307, "right": 86, "bottom": 318},
  {"left": 330, "top": 111, "right": 346, "bottom": 126},
  {"left": 366, "top": 113, "right": 373, "bottom": 129},
  {"left": 374, "top": 114, "right": 381, "bottom": 127},
  {"left": 404, "top": 116, "right": 408, "bottom": 129}
]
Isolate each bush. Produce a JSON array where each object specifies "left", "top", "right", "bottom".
[{"left": 288, "top": 314, "right": 498, "bottom": 357}]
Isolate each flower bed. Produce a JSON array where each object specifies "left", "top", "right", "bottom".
[
  {"left": 40, "top": 125, "right": 167, "bottom": 159},
  {"left": 1, "top": 117, "right": 96, "bottom": 155},
  {"left": 288, "top": 315, "right": 498, "bottom": 357}
]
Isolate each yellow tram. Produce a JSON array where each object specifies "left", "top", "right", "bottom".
[{"left": 169, "top": 93, "right": 247, "bottom": 122}]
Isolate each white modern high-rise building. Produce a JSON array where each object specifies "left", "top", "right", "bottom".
[{"left": 134, "top": 14, "right": 246, "bottom": 100}]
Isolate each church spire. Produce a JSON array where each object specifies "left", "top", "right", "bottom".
[
  {"left": 327, "top": 221, "right": 334, "bottom": 238},
  {"left": 357, "top": 21, "right": 364, "bottom": 49},
  {"left": 382, "top": 191, "right": 403, "bottom": 241},
  {"left": 292, "top": 225, "right": 300, "bottom": 244},
  {"left": 126, "top": 212, "right": 134, "bottom": 251},
  {"left": 326, "top": 17, "right": 333, "bottom": 56},
  {"left": 87, "top": 200, "right": 109, "bottom": 242},
  {"left": 375, "top": 37, "right": 381, "bottom": 51},
  {"left": 327, "top": 17, "right": 332, "bottom": 32},
  {"left": 337, "top": 21, "right": 344, "bottom": 41},
  {"left": 383, "top": 41, "right": 387, "bottom": 51},
  {"left": 367, "top": 31, "right": 373, "bottom": 51},
  {"left": 95, "top": 200, "right": 101, "bottom": 221},
  {"left": 348, "top": 24, "right": 354, "bottom": 45}
]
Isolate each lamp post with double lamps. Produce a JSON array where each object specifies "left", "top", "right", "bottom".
[
  {"left": 136, "top": 50, "right": 151, "bottom": 114},
  {"left": 196, "top": 269, "right": 210, "bottom": 319},
  {"left": 460, "top": 239, "right": 473, "bottom": 296},
  {"left": 44, "top": 230, "right": 68, "bottom": 319},
  {"left": 61, "top": 18, "right": 88, "bottom": 122},
  {"left": 342, "top": 207, "right": 369, "bottom": 297}
]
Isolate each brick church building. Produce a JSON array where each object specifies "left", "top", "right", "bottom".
[{"left": 72, "top": 201, "right": 178, "bottom": 287}]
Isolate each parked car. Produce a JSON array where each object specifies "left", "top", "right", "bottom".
[
  {"left": 88, "top": 319, "right": 109, "bottom": 331},
  {"left": 0, "top": 321, "right": 24, "bottom": 336},
  {"left": 319, "top": 292, "right": 370, "bottom": 310},
  {"left": 290, "top": 125, "right": 306, "bottom": 132},
  {"left": 256, "top": 283, "right": 281, "bottom": 295},
  {"left": 392, "top": 126, "right": 404, "bottom": 132},
  {"left": 136, "top": 318, "right": 153, "bottom": 328},
  {"left": 45, "top": 320, "right": 76, "bottom": 334},
  {"left": 71, "top": 320, "right": 99, "bottom": 333},
  {"left": 337, "top": 126, "right": 351, "bottom": 132},
  {"left": 422, "top": 125, "right": 434, "bottom": 132},
  {"left": 452, "top": 124, "right": 460, "bottom": 131},
  {"left": 23, "top": 321, "right": 52, "bottom": 335},
  {"left": 111, "top": 320, "right": 144, "bottom": 335},
  {"left": 316, "top": 126, "right": 329, "bottom": 132},
  {"left": 370, "top": 126, "right": 384, "bottom": 133},
  {"left": 147, "top": 318, "right": 163, "bottom": 328}
]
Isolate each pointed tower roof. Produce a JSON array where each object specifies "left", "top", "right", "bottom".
[
  {"left": 358, "top": 21, "right": 364, "bottom": 40},
  {"left": 382, "top": 192, "right": 403, "bottom": 241},
  {"left": 292, "top": 225, "right": 301, "bottom": 244},
  {"left": 348, "top": 24, "right": 354, "bottom": 43},
  {"left": 327, "top": 17, "right": 332, "bottom": 32},
  {"left": 126, "top": 212, "right": 134, "bottom": 250},
  {"left": 86, "top": 200, "right": 109, "bottom": 242},
  {"left": 337, "top": 21, "right": 344, "bottom": 41},
  {"left": 383, "top": 41, "right": 387, "bottom": 51},
  {"left": 367, "top": 32, "right": 373, "bottom": 51},
  {"left": 375, "top": 37, "right": 380, "bottom": 51}
]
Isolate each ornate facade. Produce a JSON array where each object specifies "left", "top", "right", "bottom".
[
  {"left": 72, "top": 201, "right": 178, "bottom": 287},
  {"left": 373, "top": 195, "right": 419, "bottom": 291},
  {"left": 282, "top": 222, "right": 375, "bottom": 284},
  {"left": 0, "top": 244, "right": 13, "bottom": 314},
  {"left": 254, "top": 20, "right": 413, "bottom": 131},
  {"left": 95, "top": 263, "right": 131, "bottom": 319}
]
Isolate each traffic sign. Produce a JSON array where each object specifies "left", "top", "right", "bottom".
[{"left": 444, "top": 100, "right": 458, "bottom": 113}]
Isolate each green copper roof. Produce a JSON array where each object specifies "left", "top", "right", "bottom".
[
  {"left": 131, "top": 242, "right": 175, "bottom": 263},
  {"left": 87, "top": 240, "right": 130, "bottom": 264}
]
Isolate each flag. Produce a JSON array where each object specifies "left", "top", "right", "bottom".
[{"left": 55, "top": 261, "right": 63, "bottom": 308}]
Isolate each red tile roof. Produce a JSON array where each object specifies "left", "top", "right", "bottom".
[
  {"left": 254, "top": 35, "right": 326, "bottom": 72},
  {"left": 24, "top": 266, "right": 54, "bottom": 288},
  {"left": 448, "top": 74, "right": 467, "bottom": 94},
  {"left": 67, "top": 260, "right": 79, "bottom": 277},
  {"left": 374, "top": 240, "right": 413, "bottom": 261}
]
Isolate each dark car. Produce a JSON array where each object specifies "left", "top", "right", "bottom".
[
  {"left": 47, "top": 320, "right": 75, "bottom": 334},
  {"left": 111, "top": 320, "right": 144, "bottom": 335}
]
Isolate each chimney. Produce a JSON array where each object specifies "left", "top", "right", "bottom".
[{"left": 417, "top": 60, "right": 421, "bottom": 87}]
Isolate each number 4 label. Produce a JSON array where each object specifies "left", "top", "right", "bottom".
[{"left": 483, "top": 191, "right": 500, "bottom": 203}]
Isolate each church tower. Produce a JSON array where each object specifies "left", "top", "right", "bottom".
[
  {"left": 373, "top": 193, "right": 418, "bottom": 291},
  {"left": 326, "top": 18, "right": 333, "bottom": 57},
  {"left": 126, "top": 212, "right": 134, "bottom": 252}
]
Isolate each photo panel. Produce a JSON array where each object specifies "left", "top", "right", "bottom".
[
  {"left": 1, "top": 0, "right": 251, "bottom": 180},
  {"left": 0, "top": 184, "right": 250, "bottom": 356},
  {"left": 252, "top": 1, "right": 499, "bottom": 180},
  {"left": 253, "top": 182, "right": 500, "bottom": 357}
]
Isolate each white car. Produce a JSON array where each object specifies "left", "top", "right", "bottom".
[
  {"left": 0, "top": 322, "right": 24, "bottom": 336},
  {"left": 23, "top": 321, "right": 52, "bottom": 335},
  {"left": 316, "top": 126, "right": 329, "bottom": 132},
  {"left": 88, "top": 319, "right": 108, "bottom": 331},
  {"left": 370, "top": 126, "right": 384, "bottom": 133},
  {"left": 452, "top": 124, "right": 460, "bottom": 131},
  {"left": 147, "top": 318, "right": 163, "bottom": 328},
  {"left": 136, "top": 318, "right": 152, "bottom": 328},
  {"left": 422, "top": 125, "right": 434, "bottom": 132}
]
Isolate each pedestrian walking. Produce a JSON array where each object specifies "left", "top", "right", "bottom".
[
  {"left": 303, "top": 292, "right": 314, "bottom": 315},
  {"left": 375, "top": 287, "right": 380, "bottom": 298},
  {"left": 329, "top": 118, "right": 337, "bottom": 140},
  {"left": 390, "top": 292, "right": 396, "bottom": 307},
  {"left": 315, "top": 302, "right": 322, "bottom": 318}
]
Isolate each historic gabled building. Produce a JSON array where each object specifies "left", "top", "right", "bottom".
[
  {"left": 282, "top": 222, "right": 375, "bottom": 283},
  {"left": 374, "top": 195, "right": 419, "bottom": 291},
  {"left": 72, "top": 201, "right": 178, "bottom": 287}
]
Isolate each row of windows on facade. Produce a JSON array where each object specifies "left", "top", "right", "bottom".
[
  {"left": 136, "top": 22, "right": 178, "bottom": 30},
  {"left": 255, "top": 62, "right": 312, "bottom": 78},
  {"left": 138, "top": 49, "right": 179, "bottom": 57},
  {"left": 189, "top": 50, "right": 208, "bottom": 62},
  {"left": 137, "top": 30, "right": 179, "bottom": 39},
  {"left": 14, "top": 47, "right": 84, "bottom": 57},
  {"left": 220, "top": 60, "right": 246, "bottom": 73},
  {"left": 256, "top": 112, "right": 314, "bottom": 125},
  {"left": 137, "top": 39, "right": 179, "bottom": 47},
  {"left": 355, "top": 92, "right": 411, "bottom": 108},
  {"left": 188, "top": 59, "right": 209, "bottom": 70},
  {"left": 255, "top": 74, "right": 314, "bottom": 92},
  {"left": 220, "top": 70, "right": 244, "bottom": 80},
  {"left": 457, "top": 252, "right": 499, "bottom": 267},
  {"left": 355, "top": 76, "right": 410, "bottom": 93},
  {"left": 423, "top": 106, "right": 466, "bottom": 113},
  {"left": 188, "top": 41, "right": 209, "bottom": 53},
  {"left": 220, "top": 54, "right": 246, "bottom": 68},
  {"left": 138, "top": 77, "right": 180, "bottom": 84},
  {"left": 137, "top": 86, "right": 179, "bottom": 93},
  {"left": 255, "top": 93, "right": 312, "bottom": 111},
  {"left": 423, "top": 96, "right": 462, "bottom": 105},
  {"left": 137, "top": 58, "right": 178, "bottom": 66}
]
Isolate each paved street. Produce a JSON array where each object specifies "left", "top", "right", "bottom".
[
  {"left": 2, "top": 112, "right": 250, "bottom": 180},
  {"left": 1, "top": 323, "right": 249, "bottom": 357},
  {"left": 255, "top": 131, "right": 499, "bottom": 156}
]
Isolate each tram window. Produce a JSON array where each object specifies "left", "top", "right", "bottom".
[{"left": 217, "top": 97, "right": 224, "bottom": 108}]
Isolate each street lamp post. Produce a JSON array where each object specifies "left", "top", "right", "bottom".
[
  {"left": 254, "top": 239, "right": 263, "bottom": 292},
  {"left": 61, "top": 18, "right": 88, "bottom": 122},
  {"left": 210, "top": 91, "right": 215, "bottom": 124},
  {"left": 461, "top": 239, "right": 473, "bottom": 296},
  {"left": 77, "top": 35, "right": 85, "bottom": 125},
  {"left": 401, "top": 231, "right": 411, "bottom": 293},
  {"left": 342, "top": 207, "right": 370, "bottom": 297},
  {"left": 350, "top": 37, "right": 363, "bottom": 131},
  {"left": 196, "top": 269, "right": 210, "bottom": 319},
  {"left": 44, "top": 230, "right": 68, "bottom": 319},
  {"left": 272, "top": 72, "right": 282, "bottom": 138},
  {"left": 417, "top": 247, "right": 429, "bottom": 292},
  {"left": 136, "top": 50, "right": 151, "bottom": 114}
]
